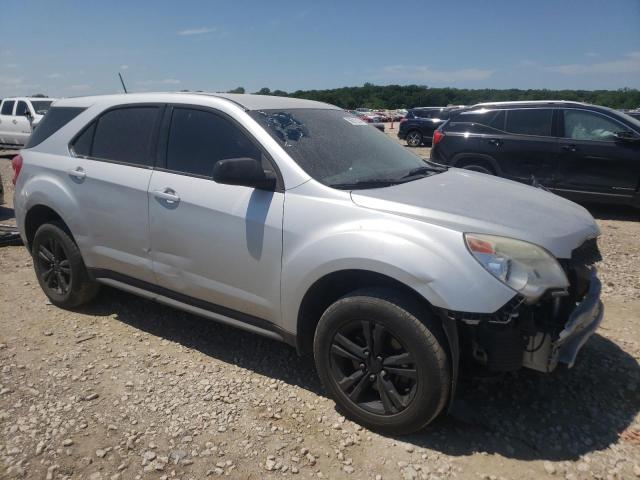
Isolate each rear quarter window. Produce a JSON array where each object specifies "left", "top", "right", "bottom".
[
  {"left": 26, "top": 107, "right": 86, "bottom": 148},
  {"left": 449, "top": 109, "right": 505, "bottom": 132}
]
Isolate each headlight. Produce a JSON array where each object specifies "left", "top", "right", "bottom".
[{"left": 464, "top": 233, "right": 568, "bottom": 302}]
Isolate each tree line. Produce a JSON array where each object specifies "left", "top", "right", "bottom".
[{"left": 225, "top": 84, "right": 640, "bottom": 110}]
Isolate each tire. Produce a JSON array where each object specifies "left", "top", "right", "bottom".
[
  {"left": 32, "top": 221, "right": 99, "bottom": 308},
  {"left": 313, "top": 288, "right": 450, "bottom": 435},
  {"left": 456, "top": 159, "right": 495, "bottom": 175},
  {"left": 405, "top": 130, "right": 423, "bottom": 147}
]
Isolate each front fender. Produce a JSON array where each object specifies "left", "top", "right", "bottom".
[{"left": 280, "top": 188, "right": 516, "bottom": 333}]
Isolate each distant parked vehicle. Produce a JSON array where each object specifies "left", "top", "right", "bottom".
[
  {"left": 373, "top": 110, "right": 392, "bottom": 122},
  {"left": 0, "top": 97, "right": 56, "bottom": 147},
  {"left": 623, "top": 110, "right": 640, "bottom": 121},
  {"left": 347, "top": 111, "right": 384, "bottom": 131},
  {"left": 392, "top": 109, "right": 407, "bottom": 121},
  {"left": 347, "top": 110, "right": 384, "bottom": 132},
  {"left": 431, "top": 100, "right": 640, "bottom": 208},
  {"left": 398, "top": 107, "right": 457, "bottom": 147},
  {"left": 354, "top": 111, "right": 383, "bottom": 123}
]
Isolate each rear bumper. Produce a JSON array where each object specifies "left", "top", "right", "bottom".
[{"left": 523, "top": 270, "right": 603, "bottom": 372}]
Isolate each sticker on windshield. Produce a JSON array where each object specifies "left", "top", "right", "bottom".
[{"left": 344, "top": 116, "right": 368, "bottom": 126}]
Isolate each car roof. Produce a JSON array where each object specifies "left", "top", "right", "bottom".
[
  {"left": 53, "top": 92, "right": 340, "bottom": 111},
  {"left": 470, "top": 100, "right": 590, "bottom": 108},
  {"left": 1, "top": 97, "right": 57, "bottom": 102}
]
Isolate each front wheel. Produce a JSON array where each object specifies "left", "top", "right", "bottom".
[{"left": 313, "top": 288, "right": 450, "bottom": 435}]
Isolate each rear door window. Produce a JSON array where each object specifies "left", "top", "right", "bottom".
[
  {"left": 165, "top": 107, "right": 263, "bottom": 177},
  {"left": 73, "top": 106, "right": 160, "bottom": 167},
  {"left": 505, "top": 109, "right": 553, "bottom": 136},
  {"left": 1, "top": 100, "right": 15, "bottom": 115}
]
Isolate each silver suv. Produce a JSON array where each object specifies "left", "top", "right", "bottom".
[{"left": 13, "top": 93, "right": 604, "bottom": 434}]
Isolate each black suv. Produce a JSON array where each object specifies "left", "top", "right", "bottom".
[
  {"left": 431, "top": 101, "right": 640, "bottom": 208},
  {"left": 398, "top": 107, "right": 457, "bottom": 147}
]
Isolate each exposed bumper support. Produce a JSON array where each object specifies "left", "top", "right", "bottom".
[{"left": 523, "top": 270, "right": 603, "bottom": 372}]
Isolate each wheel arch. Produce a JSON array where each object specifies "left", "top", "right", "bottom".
[
  {"left": 295, "top": 268, "right": 460, "bottom": 411},
  {"left": 24, "top": 204, "right": 71, "bottom": 252},
  {"left": 295, "top": 269, "right": 446, "bottom": 353},
  {"left": 450, "top": 153, "right": 502, "bottom": 175}
]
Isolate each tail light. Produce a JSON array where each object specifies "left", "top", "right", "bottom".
[
  {"left": 11, "top": 154, "right": 23, "bottom": 185},
  {"left": 433, "top": 130, "right": 445, "bottom": 146}
]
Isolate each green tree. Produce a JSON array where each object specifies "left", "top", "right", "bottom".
[{"left": 231, "top": 84, "right": 640, "bottom": 110}]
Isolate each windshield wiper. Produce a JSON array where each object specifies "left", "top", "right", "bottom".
[
  {"left": 402, "top": 163, "right": 447, "bottom": 179},
  {"left": 329, "top": 179, "right": 401, "bottom": 190}
]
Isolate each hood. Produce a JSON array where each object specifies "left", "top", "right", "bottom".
[{"left": 350, "top": 168, "right": 600, "bottom": 259}]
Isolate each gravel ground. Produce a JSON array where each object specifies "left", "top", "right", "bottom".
[{"left": 1, "top": 146, "right": 639, "bottom": 480}]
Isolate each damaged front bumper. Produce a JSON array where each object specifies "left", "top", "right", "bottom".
[
  {"left": 523, "top": 270, "right": 603, "bottom": 372},
  {"left": 450, "top": 268, "right": 604, "bottom": 374}
]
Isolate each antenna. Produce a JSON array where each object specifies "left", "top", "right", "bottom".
[{"left": 118, "top": 72, "right": 128, "bottom": 93}]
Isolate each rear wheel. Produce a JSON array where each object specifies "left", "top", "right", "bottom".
[
  {"left": 313, "top": 288, "right": 450, "bottom": 435},
  {"left": 32, "top": 221, "right": 99, "bottom": 308},
  {"left": 405, "top": 130, "right": 423, "bottom": 147}
]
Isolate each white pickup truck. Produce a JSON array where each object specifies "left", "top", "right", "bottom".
[{"left": 0, "top": 97, "right": 56, "bottom": 147}]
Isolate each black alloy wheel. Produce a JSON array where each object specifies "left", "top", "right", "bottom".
[
  {"left": 314, "top": 288, "right": 450, "bottom": 435},
  {"left": 36, "top": 235, "right": 71, "bottom": 296},
  {"left": 32, "top": 221, "right": 99, "bottom": 308},
  {"left": 330, "top": 319, "right": 417, "bottom": 415}
]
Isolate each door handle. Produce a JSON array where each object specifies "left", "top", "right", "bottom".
[
  {"left": 67, "top": 167, "right": 86, "bottom": 180},
  {"left": 12, "top": 119, "right": 17, "bottom": 124},
  {"left": 561, "top": 144, "right": 577, "bottom": 152},
  {"left": 488, "top": 138, "right": 503, "bottom": 147},
  {"left": 153, "top": 188, "right": 180, "bottom": 203}
]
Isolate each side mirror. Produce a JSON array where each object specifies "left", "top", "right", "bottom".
[
  {"left": 212, "top": 157, "right": 277, "bottom": 190},
  {"left": 615, "top": 131, "right": 640, "bottom": 143}
]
